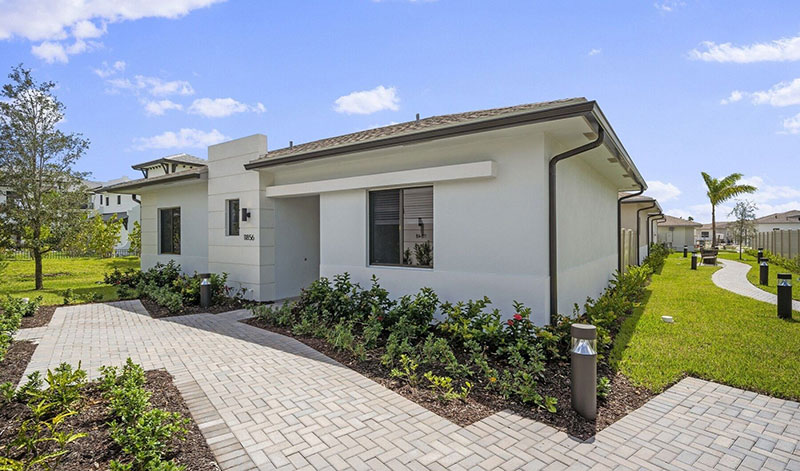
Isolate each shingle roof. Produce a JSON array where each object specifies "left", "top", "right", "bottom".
[
  {"left": 754, "top": 210, "right": 800, "bottom": 224},
  {"left": 659, "top": 214, "right": 702, "bottom": 227},
  {"left": 131, "top": 153, "right": 207, "bottom": 170},
  {"left": 101, "top": 167, "right": 208, "bottom": 192},
  {"left": 247, "top": 97, "right": 588, "bottom": 166},
  {"left": 699, "top": 221, "right": 731, "bottom": 230}
]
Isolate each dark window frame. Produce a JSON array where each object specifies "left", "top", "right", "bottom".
[
  {"left": 159, "top": 207, "right": 181, "bottom": 255},
  {"left": 117, "top": 195, "right": 121, "bottom": 205},
  {"left": 226, "top": 199, "right": 240, "bottom": 236},
  {"left": 368, "top": 186, "right": 433, "bottom": 269}
]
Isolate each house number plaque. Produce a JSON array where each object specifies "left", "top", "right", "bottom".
[{"left": 243, "top": 234, "right": 255, "bottom": 241}]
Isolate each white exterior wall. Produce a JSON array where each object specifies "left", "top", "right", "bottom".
[
  {"left": 140, "top": 182, "right": 208, "bottom": 274},
  {"left": 555, "top": 155, "right": 619, "bottom": 314},
  {"left": 206, "top": 135, "right": 273, "bottom": 300},
  {"left": 658, "top": 226, "right": 695, "bottom": 249},
  {"left": 93, "top": 191, "right": 141, "bottom": 250},
  {"left": 756, "top": 222, "right": 800, "bottom": 232}
]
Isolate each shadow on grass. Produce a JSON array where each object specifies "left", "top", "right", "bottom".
[{"left": 608, "top": 289, "right": 653, "bottom": 372}]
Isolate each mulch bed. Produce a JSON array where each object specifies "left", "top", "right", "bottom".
[
  {"left": 242, "top": 318, "right": 654, "bottom": 439},
  {"left": 20, "top": 304, "right": 57, "bottom": 329},
  {"left": 0, "top": 341, "right": 37, "bottom": 385},
  {"left": 141, "top": 298, "right": 250, "bottom": 319},
  {"left": 0, "top": 370, "right": 218, "bottom": 470}
]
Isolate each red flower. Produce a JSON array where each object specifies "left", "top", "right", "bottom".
[
  {"left": 507, "top": 319, "right": 514, "bottom": 326},
  {"left": 513, "top": 313, "right": 522, "bottom": 321}
]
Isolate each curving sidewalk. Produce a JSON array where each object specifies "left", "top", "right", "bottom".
[{"left": 712, "top": 259, "right": 800, "bottom": 312}]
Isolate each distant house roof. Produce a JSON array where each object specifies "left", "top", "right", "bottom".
[
  {"left": 699, "top": 221, "right": 731, "bottom": 230},
  {"left": 131, "top": 153, "right": 207, "bottom": 170},
  {"left": 754, "top": 210, "right": 800, "bottom": 224},
  {"left": 659, "top": 214, "right": 702, "bottom": 227},
  {"left": 101, "top": 167, "right": 208, "bottom": 193}
]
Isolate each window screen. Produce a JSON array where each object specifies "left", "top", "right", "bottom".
[{"left": 369, "top": 186, "right": 433, "bottom": 268}]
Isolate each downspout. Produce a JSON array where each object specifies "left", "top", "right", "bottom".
[
  {"left": 646, "top": 213, "right": 663, "bottom": 256},
  {"left": 549, "top": 126, "right": 605, "bottom": 324},
  {"left": 635, "top": 203, "right": 656, "bottom": 265},
  {"left": 617, "top": 188, "right": 645, "bottom": 272}
]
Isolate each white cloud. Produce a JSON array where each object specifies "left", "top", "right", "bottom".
[
  {"left": 720, "top": 90, "right": 743, "bottom": 105},
  {"left": 739, "top": 176, "right": 800, "bottom": 203},
  {"left": 143, "top": 99, "right": 183, "bottom": 116},
  {"left": 654, "top": 0, "right": 685, "bottom": 12},
  {"left": 689, "top": 35, "right": 800, "bottom": 63},
  {"left": 93, "top": 60, "right": 126, "bottom": 78},
  {"left": 645, "top": 180, "right": 682, "bottom": 202},
  {"left": 782, "top": 112, "right": 800, "bottom": 134},
  {"left": 107, "top": 75, "right": 194, "bottom": 96},
  {"left": 588, "top": 48, "right": 602, "bottom": 56},
  {"left": 750, "top": 78, "right": 800, "bottom": 107},
  {"left": 133, "top": 128, "right": 227, "bottom": 150},
  {"left": 31, "top": 41, "right": 67, "bottom": 63},
  {"left": 0, "top": 0, "right": 226, "bottom": 62},
  {"left": 187, "top": 97, "right": 265, "bottom": 118},
  {"left": 334, "top": 85, "right": 400, "bottom": 115}
]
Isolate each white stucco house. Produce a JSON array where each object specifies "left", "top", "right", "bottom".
[
  {"left": 754, "top": 210, "right": 800, "bottom": 233},
  {"left": 697, "top": 221, "right": 733, "bottom": 245},
  {"left": 619, "top": 194, "right": 662, "bottom": 267},
  {"left": 104, "top": 98, "right": 648, "bottom": 325},
  {"left": 89, "top": 177, "right": 142, "bottom": 252},
  {"left": 656, "top": 214, "right": 701, "bottom": 249}
]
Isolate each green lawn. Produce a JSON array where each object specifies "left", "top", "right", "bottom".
[
  {"left": 718, "top": 250, "right": 800, "bottom": 301},
  {"left": 0, "top": 257, "right": 140, "bottom": 305},
  {"left": 611, "top": 253, "right": 800, "bottom": 401}
]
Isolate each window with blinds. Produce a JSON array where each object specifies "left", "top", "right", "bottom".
[
  {"left": 159, "top": 207, "right": 181, "bottom": 255},
  {"left": 369, "top": 186, "right": 433, "bottom": 268}
]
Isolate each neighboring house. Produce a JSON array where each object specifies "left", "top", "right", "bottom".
[
  {"left": 89, "top": 177, "right": 142, "bottom": 251},
  {"left": 619, "top": 194, "right": 662, "bottom": 266},
  {"left": 754, "top": 210, "right": 800, "bottom": 233},
  {"left": 656, "top": 214, "right": 702, "bottom": 249},
  {"left": 697, "top": 221, "right": 733, "bottom": 245},
  {"left": 104, "top": 98, "right": 647, "bottom": 325}
]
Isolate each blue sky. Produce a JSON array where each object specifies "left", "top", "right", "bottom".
[{"left": 1, "top": 0, "right": 799, "bottom": 222}]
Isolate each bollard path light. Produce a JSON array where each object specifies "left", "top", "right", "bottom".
[
  {"left": 200, "top": 275, "right": 211, "bottom": 309},
  {"left": 757, "top": 248, "right": 764, "bottom": 260},
  {"left": 683, "top": 245, "right": 688, "bottom": 258},
  {"left": 759, "top": 258, "right": 769, "bottom": 286},
  {"left": 777, "top": 274, "right": 792, "bottom": 320},
  {"left": 570, "top": 323, "right": 597, "bottom": 420},
  {"left": 691, "top": 251, "right": 698, "bottom": 270}
]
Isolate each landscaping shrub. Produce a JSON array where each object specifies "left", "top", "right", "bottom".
[
  {"left": 0, "top": 298, "right": 24, "bottom": 363},
  {"left": 0, "top": 295, "right": 42, "bottom": 318},
  {"left": 100, "top": 358, "right": 189, "bottom": 471},
  {"left": 747, "top": 248, "right": 800, "bottom": 273},
  {"left": 642, "top": 243, "right": 670, "bottom": 272}
]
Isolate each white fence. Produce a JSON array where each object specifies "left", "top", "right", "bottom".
[{"left": 753, "top": 230, "right": 800, "bottom": 259}]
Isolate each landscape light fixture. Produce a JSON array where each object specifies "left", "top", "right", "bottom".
[{"left": 570, "top": 323, "right": 597, "bottom": 420}]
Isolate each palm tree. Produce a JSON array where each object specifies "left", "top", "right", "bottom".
[{"left": 701, "top": 172, "right": 757, "bottom": 247}]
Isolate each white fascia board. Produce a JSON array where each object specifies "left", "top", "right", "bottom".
[{"left": 265, "top": 160, "right": 496, "bottom": 198}]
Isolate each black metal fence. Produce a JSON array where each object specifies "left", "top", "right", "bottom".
[{"left": 3, "top": 249, "right": 139, "bottom": 261}]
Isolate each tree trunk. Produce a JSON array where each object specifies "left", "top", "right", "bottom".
[
  {"left": 33, "top": 248, "right": 43, "bottom": 290},
  {"left": 711, "top": 205, "right": 716, "bottom": 249}
]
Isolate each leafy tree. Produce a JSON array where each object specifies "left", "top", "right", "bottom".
[
  {"left": 701, "top": 172, "right": 757, "bottom": 247},
  {"left": 729, "top": 200, "right": 757, "bottom": 260},
  {"left": 0, "top": 65, "right": 90, "bottom": 289},
  {"left": 88, "top": 214, "right": 122, "bottom": 258},
  {"left": 128, "top": 220, "right": 142, "bottom": 256}
]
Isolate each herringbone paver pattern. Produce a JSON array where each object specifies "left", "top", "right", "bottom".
[
  {"left": 16, "top": 301, "right": 800, "bottom": 470},
  {"left": 713, "top": 259, "right": 800, "bottom": 311}
]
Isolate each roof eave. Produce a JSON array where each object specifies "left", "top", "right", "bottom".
[
  {"left": 101, "top": 171, "right": 207, "bottom": 193},
  {"left": 244, "top": 100, "right": 597, "bottom": 170}
]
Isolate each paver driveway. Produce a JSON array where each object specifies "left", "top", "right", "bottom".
[{"left": 16, "top": 301, "right": 800, "bottom": 470}]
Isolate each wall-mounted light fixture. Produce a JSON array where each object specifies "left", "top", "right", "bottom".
[{"left": 241, "top": 207, "right": 251, "bottom": 222}]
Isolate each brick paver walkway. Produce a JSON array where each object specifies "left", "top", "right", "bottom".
[
  {"left": 712, "top": 259, "right": 800, "bottom": 312},
  {"left": 15, "top": 301, "right": 800, "bottom": 470}
]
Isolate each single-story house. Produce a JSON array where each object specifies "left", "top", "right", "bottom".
[
  {"left": 697, "top": 221, "right": 733, "bottom": 245},
  {"left": 619, "top": 194, "right": 662, "bottom": 267},
  {"left": 656, "top": 214, "right": 701, "bottom": 249},
  {"left": 104, "top": 98, "right": 647, "bottom": 325},
  {"left": 754, "top": 210, "right": 800, "bottom": 233}
]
